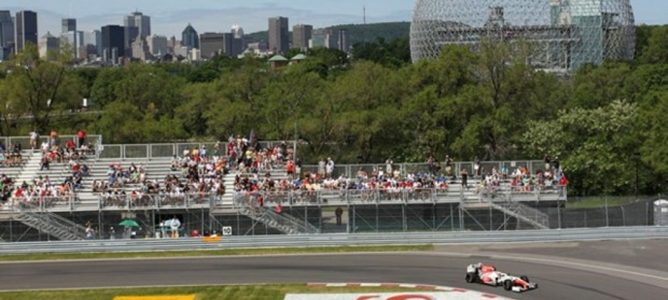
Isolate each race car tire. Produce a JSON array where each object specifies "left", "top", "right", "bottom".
[
  {"left": 520, "top": 275, "right": 530, "bottom": 282},
  {"left": 465, "top": 272, "right": 476, "bottom": 283},
  {"left": 503, "top": 280, "right": 512, "bottom": 291}
]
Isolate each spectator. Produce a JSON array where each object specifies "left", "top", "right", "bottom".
[
  {"left": 318, "top": 158, "right": 326, "bottom": 178},
  {"left": 461, "top": 168, "right": 469, "bottom": 190},
  {"left": 335, "top": 207, "right": 343, "bottom": 225},
  {"left": 29, "top": 131, "right": 39, "bottom": 150},
  {"left": 77, "top": 129, "right": 87, "bottom": 148},
  {"left": 40, "top": 155, "right": 50, "bottom": 171},
  {"left": 326, "top": 157, "right": 335, "bottom": 179}
]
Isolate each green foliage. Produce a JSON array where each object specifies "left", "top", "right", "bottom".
[
  {"left": 1, "top": 28, "right": 668, "bottom": 195},
  {"left": 524, "top": 100, "right": 645, "bottom": 195},
  {"left": 0, "top": 44, "right": 82, "bottom": 133},
  {"left": 639, "top": 26, "right": 668, "bottom": 65},
  {"left": 352, "top": 37, "right": 411, "bottom": 68}
]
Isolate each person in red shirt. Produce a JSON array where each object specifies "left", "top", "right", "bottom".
[
  {"left": 77, "top": 129, "right": 87, "bottom": 148},
  {"left": 66, "top": 139, "right": 76, "bottom": 151},
  {"left": 286, "top": 160, "right": 295, "bottom": 178}
]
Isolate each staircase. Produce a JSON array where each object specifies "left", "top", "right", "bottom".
[
  {"left": 239, "top": 206, "right": 319, "bottom": 234},
  {"left": 14, "top": 204, "right": 87, "bottom": 240},
  {"left": 489, "top": 200, "right": 550, "bottom": 229},
  {"left": 13, "top": 151, "right": 42, "bottom": 184}
]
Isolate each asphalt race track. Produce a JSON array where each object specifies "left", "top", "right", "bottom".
[{"left": 1, "top": 240, "right": 667, "bottom": 300}]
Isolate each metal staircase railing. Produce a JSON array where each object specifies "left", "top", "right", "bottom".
[
  {"left": 235, "top": 193, "right": 319, "bottom": 234},
  {"left": 489, "top": 198, "right": 550, "bottom": 229},
  {"left": 14, "top": 202, "right": 87, "bottom": 240}
]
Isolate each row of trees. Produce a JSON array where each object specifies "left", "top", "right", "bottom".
[{"left": 1, "top": 26, "right": 667, "bottom": 196}]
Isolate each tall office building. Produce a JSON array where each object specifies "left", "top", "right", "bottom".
[
  {"left": 147, "top": 35, "right": 168, "bottom": 56},
  {"left": 231, "top": 24, "right": 245, "bottom": 56},
  {"left": 62, "top": 18, "right": 76, "bottom": 33},
  {"left": 39, "top": 32, "right": 60, "bottom": 61},
  {"left": 337, "top": 29, "right": 351, "bottom": 53},
  {"left": 123, "top": 11, "right": 150, "bottom": 52},
  {"left": 83, "top": 30, "right": 101, "bottom": 56},
  {"left": 181, "top": 24, "right": 199, "bottom": 49},
  {"left": 199, "top": 32, "right": 224, "bottom": 59},
  {"left": 268, "top": 16, "right": 289, "bottom": 54},
  {"left": 310, "top": 28, "right": 335, "bottom": 49},
  {"left": 124, "top": 11, "right": 150, "bottom": 39},
  {"left": 0, "top": 10, "right": 14, "bottom": 59},
  {"left": 101, "top": 25, "right": 125, "bottom": 63},
  {"left": 15, "top": 10, "right": 38, "bottom": 53},
  {"left": 292, "top": 24, "right": 312, "bottom": 51},
  {"left": 61, "top": 30, "right": 84, "bottom": 59}
]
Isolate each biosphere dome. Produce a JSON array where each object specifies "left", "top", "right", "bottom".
[{"left": 410, "top": 0, "right": 635, "bottom": 72}]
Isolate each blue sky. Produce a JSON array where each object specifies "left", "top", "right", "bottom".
[{"left": 2, "top": 0, "right": 666, "bottom": 37}]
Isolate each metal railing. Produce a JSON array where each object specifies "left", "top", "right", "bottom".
[
  {"left": 98, "top": 193, "right": 217, "bottom": 210},
  {"left": 235, "top": 193, "right": 319, "bottom": 234},
  {"left": 96, "top": 140, "right": 298, "bottom": 160},
  {"left": 0, "top": 135, "right": 102, "bottom": 150},
  {"left": 302, "top": 160, "right": 547, "bottom": 179},
  {"left": 14, "top": 201, "right": 88, "bottom": 240},
  {"left": 230, "top": 187, "right": 564, "bottom": 207}
]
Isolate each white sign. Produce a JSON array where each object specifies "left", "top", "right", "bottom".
[{"left": 222, "top": 226, "right": 232, "bottom": 236}]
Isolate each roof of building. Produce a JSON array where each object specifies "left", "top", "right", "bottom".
[
  {"left": 291, "top": 54, "right": 307, "bottom": 61},
  {"left": 268, "top": 55, "right": 288, "bottom": 62}
]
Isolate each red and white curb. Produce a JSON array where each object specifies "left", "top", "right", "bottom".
[{"left": 306, "top": 283, "right": 515, "bottom": 300}]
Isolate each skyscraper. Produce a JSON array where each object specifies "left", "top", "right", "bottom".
[
  {"left": 15, "top": 10, "right": 37, "bottom": 53},
  {"left": 0, "top": 10, "right": 14, "bottom": 59},
  {"left": 182, "top": 24, "right": 199, "bottom": 49},
  {"left": 199, "top": 32, "right": 224, "bottom": 59},
  {"left": 62, "top": 18, "right": 76, "bottom": 33},
  {"left": 83, "top": 30, "right": 101, "bottom": 56},
  {"left": 268, "top": 17, "right": 289, "bottom": 54},
  {"left": 39, "top": 32, "right": 60, "bottom": 61},
  {"left": 311, "top": 28, "right": 335, "bottom": 49},
  {"left": 147, "top": 35, "right": 168, "bottom": 56},
  {"left": 337, "top": 29, "right": 350, "bottom": 53},
  {"left": 124, "top": 12, "right": 150, "bottom": 39},
  {"left": 292, "top": 24, "right": 313, "bottom": 51},
  {"left": 231, "top": 24, "right": 245, "bottom": 56},
  {"left": 101, "top": 25, "right": 125, "bottom": 63},
  {"left": 123, "top": 11, "right": 150, "bottom": 54}
]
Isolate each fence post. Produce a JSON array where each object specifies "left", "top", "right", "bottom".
[
  {"left": 605, "top": 197, "right": 609, "bottom": 227},
  {"left": 557, "top": 202, "right": 562, "bottom": 229}
]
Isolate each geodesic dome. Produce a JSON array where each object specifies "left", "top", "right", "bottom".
[{"left": 410, "top": 0, "right": 635, "bottom": 73}]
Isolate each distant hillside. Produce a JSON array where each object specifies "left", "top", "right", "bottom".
[{"left": 245, "top": 21, "right": 411, "bottom": 45}]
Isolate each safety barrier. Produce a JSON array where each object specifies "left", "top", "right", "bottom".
[{"left": 0, "top": 226, "right": 666, "bottom": 254}]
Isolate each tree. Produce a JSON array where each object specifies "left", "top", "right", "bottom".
[
  {"left": 524, "top": 100, "right": 642, "bottom": 195},
  {"left": 352, "top": 37, "right": 411, "bottom": 68},
  {"left": 640, "top": 26, "right": 668, "bottom": 65},
  {"left": 1, "top": 44, "right": 82, "bottom": 133}
]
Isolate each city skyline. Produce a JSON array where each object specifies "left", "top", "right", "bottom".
[{"left": 3, "top": 0, "right": 665, "bottom": 39}]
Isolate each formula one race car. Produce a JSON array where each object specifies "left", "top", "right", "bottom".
[{"left": 465, "top": 263, "right": 538, "bottom": 293}]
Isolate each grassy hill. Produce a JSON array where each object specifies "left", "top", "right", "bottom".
[{"left": 245, "top": 21, "right": 410, "bottom": 45}]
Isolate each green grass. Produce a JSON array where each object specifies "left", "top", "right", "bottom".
[
  {"left": 0, "top": 245, "right": 433, "bottom": 262},
  {"left": 566, "top": 196, "right": 641, "bottom": 209},
  {"left": 0, "top": 284, "right": 425, "bottom": 300}
]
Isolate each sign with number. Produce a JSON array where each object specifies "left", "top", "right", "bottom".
[{"left": 222, "top": 226, "right": 232, "bottom": 236}]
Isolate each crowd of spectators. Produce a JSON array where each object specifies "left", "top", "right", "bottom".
[
  {"left": 0, "top": 143, "right": 24, "bottom": 167},
  {"left": 96, "top": 145, "right": 228, "bottom": 207}
]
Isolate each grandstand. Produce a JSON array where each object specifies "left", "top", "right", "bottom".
[{"left": 0, "top": 135, "right": 567, "bottom": 241}]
